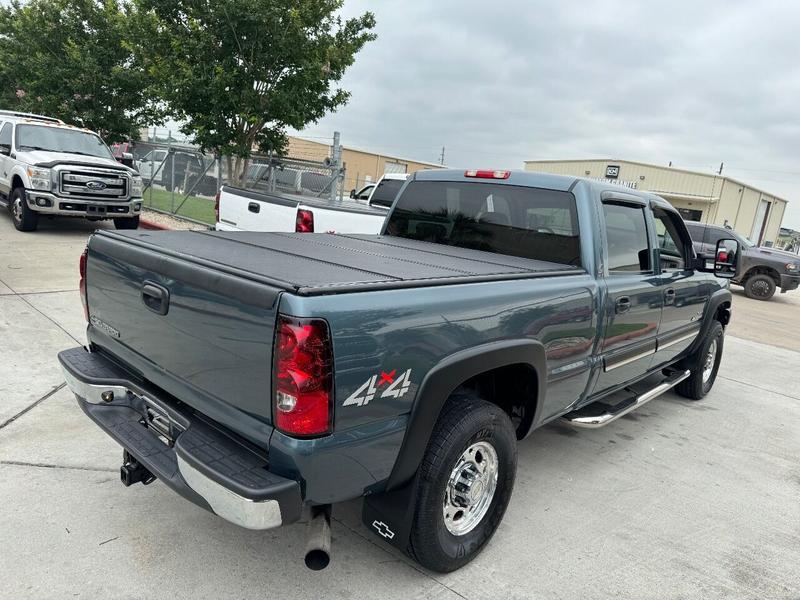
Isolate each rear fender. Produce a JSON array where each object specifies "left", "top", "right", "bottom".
[{"left": 384, "top": 339, "right": 546, "bottom": 491}]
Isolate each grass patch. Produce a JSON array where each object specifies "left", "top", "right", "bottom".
[{"left": 143, "top": 188, "right": 215, "bottom": 224}]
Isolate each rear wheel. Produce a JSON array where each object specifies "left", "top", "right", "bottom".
[
  {"left": 676, "top": 320, "right": 724, "bottom": 400},
  {"left": 744, "top": 273, "right": 776, "bottom": 300},
  {"left": 10, "top": 187, "right": 38, "bottom": 232},
  {"left": 113, "top": 216, "right": 140, "bottom": 230},
  {"left": 408, "top": 394, "right": 517, "bottom": 573}
]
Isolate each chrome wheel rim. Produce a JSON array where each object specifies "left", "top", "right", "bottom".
[
  {"left": 11, "top": 196, "right": 22, "bottom": 222},
  {"left": 443, "top": 441, "right": 498, "bottom": 536},
  {"left": 702, "top": 339, "right": 718, "bottom": 384}
]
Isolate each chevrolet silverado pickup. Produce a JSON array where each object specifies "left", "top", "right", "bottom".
[
  {"left": 0, "top": 110, "right": 143, "bottom": 231},
  {"left": 58, "top": 168, "right": 738, "bottom": 573}
]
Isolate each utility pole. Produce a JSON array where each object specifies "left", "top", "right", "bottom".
[
  {"left": 331, "top": 131, "right": 342, "bottom": 202},
  {"left": 439, "top": 146, "right": 445, "bottom": 166}
]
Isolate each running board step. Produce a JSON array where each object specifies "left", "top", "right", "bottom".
[{"left": 561, "top": 370, "right": 691, "bottom": 428}]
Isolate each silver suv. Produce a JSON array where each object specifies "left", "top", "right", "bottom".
[{"left": 0, "top": 110, "right": 143, "bottom": 231}]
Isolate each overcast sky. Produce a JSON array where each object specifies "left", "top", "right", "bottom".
[{"left": 296, "top": 0, "right": 800, "bottom": 229}]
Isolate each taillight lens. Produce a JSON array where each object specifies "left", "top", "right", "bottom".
[
  {"left": 274, "top": 315, "right": 333, "bottom": 437},
  {"left": 718, "top": 251, "right": 728, "bottom": 262},
  {"left": 214, "top": 192, "right": 220, "bottom": 223},
  {"left": 295, "top": 208, "right": 314, "bottom": 232},
  {"left": 79, "top": 248, "right": 89, "bottom": 322}
]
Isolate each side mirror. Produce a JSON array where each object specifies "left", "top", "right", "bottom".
[
  {"left": 349, "top": 189, "right": 356, "bottom": 199},
  {"left": 0, "top": 143, "right": 11, "bottom": 156},
  {"left": 695, "top": 239, "right": 739, "bottom": 278},
  {"left": 713, "top": 239, "right": 739, "bottom": 278}
]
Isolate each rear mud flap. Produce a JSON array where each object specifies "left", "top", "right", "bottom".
[{"left": 361, "top": 472, "right": 421, "bottom": 554}]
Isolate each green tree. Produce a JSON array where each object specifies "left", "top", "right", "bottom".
[
  {"left": 133, "top": 0, "right": 376, "bottom": 184},
  {"left": 0, "top": 0, "right": 159, "bottom": 142}
]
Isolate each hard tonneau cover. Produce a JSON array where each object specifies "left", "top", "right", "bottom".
[{"left": 100, "top": 230, "right": 582, "bottom": 296}]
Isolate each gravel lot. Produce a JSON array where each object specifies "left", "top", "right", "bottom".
[{"left": 1, "top": 215, "right": 799, "bottom": 599}]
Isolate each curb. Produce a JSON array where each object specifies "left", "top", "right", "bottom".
[{"left": 139, "top": 218, "right": 171, "bottom": 231}]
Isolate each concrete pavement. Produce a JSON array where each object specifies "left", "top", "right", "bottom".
[{"left": 1, "top": 214, "right": 799, "bottom": 599}]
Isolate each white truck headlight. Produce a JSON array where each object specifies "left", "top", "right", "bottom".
[
  {"left": 786, "top": 262, "right": 799, "bottom": 272},
  {"left": 130, "top": 174, "right": 143, "bottom": 198},
  {"left": 27, "top": 166, "right": 52, "bottom": 191}
]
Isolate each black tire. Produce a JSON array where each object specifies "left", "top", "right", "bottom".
[
  {"left": 744, "top": 273, "right": 776, "bottom": 300},
  {"left": 113, "top": 216, "right": 140, "bottom": 230},
  {"left": 9, "top": 187, "right": 38, "bottom": 232},
  {"left": 676, "top": 320, "right": 724, "bottom": 400},
  {"left": 408, "top": 394, "right": 517, "bottom": 573}
]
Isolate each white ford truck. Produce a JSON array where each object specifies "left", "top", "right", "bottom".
[
  {"left": 216, "top": 173, "right": 407, "bottom": 233},
  {"left": 0, "top": 111, "right": 143, "bottom": 232}
]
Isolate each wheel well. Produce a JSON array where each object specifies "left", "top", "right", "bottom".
[
  {"left": 455, "top": 363, "right": 538, "bottom": 440},
  {"left": 743, "top": 266, "right": 780, "bottom": 286},
  {"left": 11, "top": 175, "right": 24, "bottom": 190}
]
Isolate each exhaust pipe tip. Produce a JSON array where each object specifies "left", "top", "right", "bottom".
[
  {"left": 304, "top": 505, "right": 332, "bottom": 570},
  {"left": 304, "top": 548, "right": 330, "bottom": 571}
]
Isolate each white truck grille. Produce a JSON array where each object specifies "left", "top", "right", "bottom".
[{"left": 59, "top": 168, "right": 129, "bottom": 201}]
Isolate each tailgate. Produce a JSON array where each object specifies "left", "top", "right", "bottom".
[{"left": 85, "top": 231, "right": 282, "bottom": 444}]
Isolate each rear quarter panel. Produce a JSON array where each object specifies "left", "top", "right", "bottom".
[
  {"left": 272, "top": 274, "right": 598, "bottom": 501},
  {"left": 298, "top": 203, "right": 386, "bottom": 234}
]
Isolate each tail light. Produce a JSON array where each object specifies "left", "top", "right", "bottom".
[
  {"left": 464, "top": 169, "right": 510, "bottom": 179},
  {"left": 79, "top": 248, "right": 89, "bottom": 322},
  {"left": 214, "top": 192, "right": 220, "bottom": 223},
  {"left": 295, "top": 208, "right": 314, "bottom": 232},
  {"left": 274, "top": 315, "right": 333, "bottom": 437},
  {"left": 718, "top": 250, "right": 728, "bottom": 262}
]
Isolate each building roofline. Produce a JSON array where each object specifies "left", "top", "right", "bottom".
[
  {"left": 523, "top": 157, "right": 789, "bottom": 204},
  {"left": 289, "top": 135, "right": 445, "bottom": 169}
]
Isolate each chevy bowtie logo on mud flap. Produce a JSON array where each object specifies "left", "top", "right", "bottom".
[
  {"left": 372, "top": 520, "right": 395, "bottom": 539},
  {"left": 343, "top": 369, "right": 413, "bottom": 407}
]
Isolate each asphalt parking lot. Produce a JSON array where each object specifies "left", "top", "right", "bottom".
[{"left": 1, "top": 215, "right": 799, "bottom": 600}]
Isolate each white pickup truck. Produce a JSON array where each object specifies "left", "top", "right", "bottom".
[
  {"left": 216, "top": 173, "right": 407, "bottom": 233},
  {"left": 0, "top": 110, "right": 143, "bottom": 231}
]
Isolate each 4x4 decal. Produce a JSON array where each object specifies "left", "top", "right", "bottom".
[{"left": 343, "top": 369, "right": 412, "bottom": 407}]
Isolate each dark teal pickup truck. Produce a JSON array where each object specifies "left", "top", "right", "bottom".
[{"left": 58, "top": 169, "right": 738, "bottom": 572}]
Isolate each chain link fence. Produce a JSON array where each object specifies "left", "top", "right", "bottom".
[{"left": 132, "top": 129, "right": 344, "bottom": 226}]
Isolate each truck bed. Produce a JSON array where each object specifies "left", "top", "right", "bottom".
[{"left": 101, "top": 230, "right": 582, "bottom": 296}]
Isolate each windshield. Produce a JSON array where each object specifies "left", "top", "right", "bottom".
[
  {"left": 385, "top": 181, "right": 581, "bottom": 266},
  {"left": 16, "top": 124, "right": 113, "bottom": 159},
  {"left": 370, "top": 178, "right": 405, "bottom": 208}
]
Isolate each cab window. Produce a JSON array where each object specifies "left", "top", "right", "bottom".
[
  {"left": 602, "top": 203, "right": 651, "bottom": 273},
  {"left": 0, "top": 123, "right": 12, "bottom": 148},
  {"left": 653, "top": 208, "right": 688, "bottom": 271}
]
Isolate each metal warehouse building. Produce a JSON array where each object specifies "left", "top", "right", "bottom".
[
  {"left": 287, "top": 136, "right": 443, "bottom": 195},
  {"left": 524, "top": 159, "right": 789, "bottom": 246}
]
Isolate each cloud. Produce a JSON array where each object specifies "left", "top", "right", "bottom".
[{"left": 296, "top": 0, "right": 800, "bottom": 229}]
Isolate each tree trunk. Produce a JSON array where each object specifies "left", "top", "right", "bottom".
[{"left": 232, "top": 156, "right": 251, "bottom": 188}]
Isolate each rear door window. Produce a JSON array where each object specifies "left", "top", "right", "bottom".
[{"left": 385, "top": 181, "right": 581, "bottom": 266}]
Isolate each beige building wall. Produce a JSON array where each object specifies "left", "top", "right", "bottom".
[
  {"left": 285, "top": 136, "right": 443, "bottom": 194},
  {"left": 524, "top": 159, "right": 789, "bottom": 245}
]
